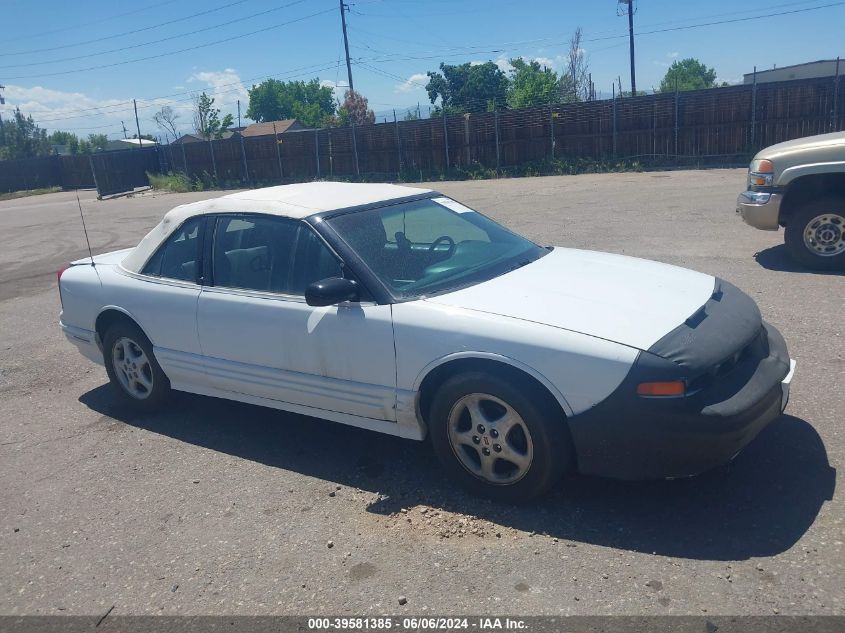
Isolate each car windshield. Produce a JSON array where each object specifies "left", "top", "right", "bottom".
[{"left": 325, "top": 196, "right": 548, "bottom": 299}]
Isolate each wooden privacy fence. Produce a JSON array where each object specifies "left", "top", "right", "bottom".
[
  {"left": 161, "top": 76, "right": 844, "bottom": 183},
  {"left": 1, "top": 75, "right": 842, "bottom": 195}
]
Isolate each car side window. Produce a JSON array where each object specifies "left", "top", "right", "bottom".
[
  {"left": 141, "top": 217, "right": 203, "bottom": 282},
  {"left": 290, "top": 225, "right": 344, "bottom": 295},
  {"left": 212, "top": 215, "right": 299, "bottom": 293}
]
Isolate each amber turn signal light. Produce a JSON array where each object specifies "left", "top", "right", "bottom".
[
  {"left": 755, "top": 159, "right": 774, "bottom": 173},
  {"left": 636, "top": 381, "right": 686, "bottom": 397}
]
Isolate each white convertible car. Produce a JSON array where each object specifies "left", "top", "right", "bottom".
[{"left": 59, "top": 182, "right": 796, "bottom": 499}]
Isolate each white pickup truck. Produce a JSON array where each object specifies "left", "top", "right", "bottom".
[{"left": 736, "top": 130, "right": 845, "bottom": 270}]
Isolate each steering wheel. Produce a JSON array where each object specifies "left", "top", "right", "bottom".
[{"left": 428, "top": 235, "right": 456, "bottom": 258}]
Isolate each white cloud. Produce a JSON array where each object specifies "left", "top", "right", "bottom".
[
  {"left": 395, "top": 73, "right": 428, "bottom": 93},
  {"left": 0, "top": 84, "right": 132, "bottom": 137},
  {"left": 469, "top": 58, "right": 513, "bottom": 72},
  {"left": 0, "top": 67, "right": 250, "bottom": 139},
  {"left": 188, "top": 67, "right": 248, "bottom": 109},
  {"left": 532, "top": 56, "right": 556, "bottom": 69},
  {"left": 320, "top": 78, "right": 348, "bottom": 101}
]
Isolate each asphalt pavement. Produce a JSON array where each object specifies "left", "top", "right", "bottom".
[{"left": 0, "top": 169, "right": 842, "bottom": 615}]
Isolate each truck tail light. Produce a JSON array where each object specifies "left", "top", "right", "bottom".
[{"left": 637, "top": 381, "right": 686, "bottom": 397}]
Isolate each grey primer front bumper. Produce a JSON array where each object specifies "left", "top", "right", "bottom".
[{"left": 567, "top": 279, "right": 793, "bottom": 481}]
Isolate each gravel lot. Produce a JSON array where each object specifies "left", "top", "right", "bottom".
[{"left": 0, "top": 169, "right": 842, "bottom": 616}]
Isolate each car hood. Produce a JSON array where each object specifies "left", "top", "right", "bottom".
[
  {"left": 425, "top": 247, "right": 716, "bottom": 351},
  {"left": 755, "top": 130, "right": 845, "bottom": 159}
]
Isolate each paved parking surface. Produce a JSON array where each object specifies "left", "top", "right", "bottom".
[{"left": 0, "top": 170, "right": 842, "bottom": 615}]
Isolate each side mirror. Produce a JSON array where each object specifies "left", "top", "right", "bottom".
[{"left": 305, "top": 277, "right": 359, "bottom": 307}]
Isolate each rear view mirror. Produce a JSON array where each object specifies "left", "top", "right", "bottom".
[{"left": 305, "top": 277, "right": 359, "bottom": 306}]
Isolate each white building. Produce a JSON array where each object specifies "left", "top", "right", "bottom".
[{"left": 744, "top": 59, "right": 843, "bottom": 84}]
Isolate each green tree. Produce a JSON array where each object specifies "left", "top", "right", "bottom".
[
  {"left": 507, "top": 58, "right": 563, "bottom": 109},
  {"left": 0, "top": 108, "right": 51, "bottom": 160},
  {"left": 658, "top": 58, "right": 719, "bottom": 93},
  {"left": 48, "top": 130, "right": 80, "bottom": 154},
  {"left": 246, "top": 78, "right": 335, "bottom": 127},
  {"left": 192, "top": 92, "right": 234, "bottom": 140},
  {"left": 336, "top": 90, "right": 375, "bottom": 126},
  {"left": 75, "top": 133, "right": 111, "bottom": 154},
  {"left": 425, "top": 62, "right": 509, "bottom": 114},
  {"left": 89, "top": 134, "right": 110, "bottom": 150}
]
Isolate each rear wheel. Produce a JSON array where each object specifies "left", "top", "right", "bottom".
[
  {"left": 102, "top": 322, "right": 170, "bottom": 410},
  {"left": 784, "top": 196, "right": 845, "bottom": 270},
  {"left": 428, "top": 371, "right": 571, "bottom": 501}
]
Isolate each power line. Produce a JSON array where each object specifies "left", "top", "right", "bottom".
[
  {"left": 21, "top": 61, "right": 343, "bottom": 127},
  {"left": 350, "top": 0, "right": 844, "bottom": 58},
  {"left": 589, "top": 1, "right": 845, "bottom": 42},
  {"left": 3, "top": 0, "right": 177, "bottom": 44},
  {"left": 2, "top": 58, "right": 341, "bottom": 123},
  {"left": 0, "top": 0, "right": 312, "bottom": 70},
  {"left": 3, "top": 7, "right": 336, "bottom": 80},
  {"left": 0, "top": 0, "right": 252, "bottom": 58}
]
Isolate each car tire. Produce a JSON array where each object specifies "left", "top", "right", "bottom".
[
  {"left": 784, "top": 196, "right": 845, "bottom": 270},
  {"left": 102, "top": 321, "right": 171, "bottom": 411},
  {"left": 428, "top": 371, "right": 572, "bottom": 501}
]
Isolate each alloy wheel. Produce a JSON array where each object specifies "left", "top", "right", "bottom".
[
  {"left": 446, "top": 393, "right": 534, "bottom": 485},
  {"left": 111, "top": 336, "right": 154, "bottom": 400}
]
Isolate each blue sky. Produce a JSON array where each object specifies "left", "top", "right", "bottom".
[{"left": 1, "top": 0, "right": 843, "bottom": 138}]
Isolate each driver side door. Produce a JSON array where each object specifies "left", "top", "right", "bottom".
[{"left": 196, "top": 215, "right": 398, "bottom": 422}]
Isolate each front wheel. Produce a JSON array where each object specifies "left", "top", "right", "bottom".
[
  {"left": 103, "top": 322, "right": 171, "bottom": 411},
  {"left": 784, "top": 196, "right": 845, "bottom": 270},
  {"left": 428, "top": 372, "right": 571, "bottom": 501}
]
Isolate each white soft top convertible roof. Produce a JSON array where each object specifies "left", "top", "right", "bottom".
[{"left": 122, "top": 182, "right": 430, "bottom": 273}]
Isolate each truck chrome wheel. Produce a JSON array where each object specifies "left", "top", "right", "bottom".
[
  {"left": 111, "top": 336, "right": 154, "bottom": 399},
  {"left": 803, "top": 213, "right": 845, "bottom": 257},
  {"left": 447, "top": 393, "right": 534, "bottom": 485}
]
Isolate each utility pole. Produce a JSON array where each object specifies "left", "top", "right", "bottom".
[
  {"left": 0, "top": 85, "right": 5, "bottom": 133},
  {"left": 133, "top": 99, "right": 143, "bottom": 146},
  {"left": 618, "top": 0, "right": 637, "bottom": 97},
  {"left": 339, "top": 0, "right": 354, "bottom": 93},
  {"left": 237, "top": 99, "right": 242, "bottom": 129}
]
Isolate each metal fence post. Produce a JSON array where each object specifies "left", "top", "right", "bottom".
[
  {"left": 652, "top": 100, "right": 657, "bottom": 157},
  {"left": 751, "top": 67, "right": 758, "bottom": 145},
  {"left": 612, "top": 86, "right": 618, "bottom": 158},
  {"left": 208, "top": 138, "right": 218, "bottom": 183},
  {"left": 674, "top": 90, "right": 680, "bottom": 157},
  {"left": 394, "top": 109, "right": 403, "bottom": 178},
  {"left": 328, "top": 130, "right": 334, "bottom": 177},
  {"left": 833, "top": 57, "right": 841, "bottom": 132},
  {"left": 239, "top": 134, "right": 250, "bottom": 185},
  {"left": 272, "top": 122, "right": 284, "bottom": 181},
  {"left": 549, "top": 105, "right": 556, "bottom": 160},
  {"left": 442, "top": 110, "right": 450, "bottom": 171},
  {"left": 314, "top": 129, "right": 321, "bottom": 179},
  {"left": 494, "top": 109, "right": 501, "bottom": 170},
  {"left": 88, "top": 154, "right": 101, "bottom": 198},
  {"left": 181, "top": 143, "right": 188, "bottom": 175},
  {"left": 351, "top": 122, "right": 360, "bottom": 176}
]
